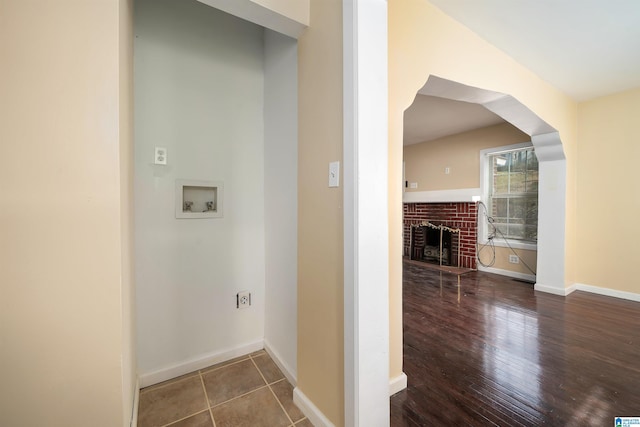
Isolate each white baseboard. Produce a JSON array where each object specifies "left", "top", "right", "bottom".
[
  {"left": 478, "top": 265, "right": 536, "bottom": 283},
  {"left": 264, "top": 339, "right": 297, "bottom": 387},
  {"left": 139, "top": 339, "right": 264, "bottom": 388},
  {"left": 130, "top": 378, "right": 139, "bottom": 427},
  {"left": 293, "top": 387, "right": 336, "bottom": 427},
  {"left": 389, "top": 372, "right": 407, "bottom": 396},
  {"left": 534, "top": 283, "right": 572, "bottom": 296},
  {"left": 564, "top": 283, "right": 577, "bottom": 295},
  {"left": 571, "top": 283, "right": 640, "bottom": 303}
]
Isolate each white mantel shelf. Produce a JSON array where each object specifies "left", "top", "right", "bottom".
[{"left": 403, "top": 188, "right": 481, "bottom": 204}]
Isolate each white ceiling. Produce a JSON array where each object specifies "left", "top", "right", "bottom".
[
  {"left": 403, "top": 95, "right": 505, "bottom": 145},
  {"left": 404, "top": 0, "right": 640, "bottom": 145},
  {"left": 429, "top": 0, "right": 640, "bottom": 101}
]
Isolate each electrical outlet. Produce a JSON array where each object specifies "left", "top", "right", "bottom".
[
  {"left": 154, "top": 147, "right": 167, "bottom": 165},
  {"left": 509, "top": 255, "right": 520, "bottom": 264},
  {"left": 237, "top": 291, "right": 251, "bottom": 309}
]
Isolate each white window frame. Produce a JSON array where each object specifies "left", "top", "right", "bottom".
[{"left": 479, "top": 142, "right": 538, "bottom": 251}]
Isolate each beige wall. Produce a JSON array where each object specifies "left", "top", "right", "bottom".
[
  {"left": 389, "top": 0, "right": 578, "bottom": 382},
  {"left": 404, "top": 123, "right": 528, "bottom": 191},
  {"left": 576, "top": 88, "right": 640, "bottom": 294},
  {"left": 297, "top": 0, "right": 344, "bottom": 425},
  {"left": 0, "top": 1, "right": 135, "bottom": 425},
  {"left": 478, "top": 247, "right": 537, "bottom": 276}
]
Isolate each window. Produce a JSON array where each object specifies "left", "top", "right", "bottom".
[{"left": 487, "top": 146, "right": 538, "bottom": 242}]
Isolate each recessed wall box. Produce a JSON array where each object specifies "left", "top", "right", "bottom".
[{"left": 175, "top": 180, "right": 224, "bottom": 219}]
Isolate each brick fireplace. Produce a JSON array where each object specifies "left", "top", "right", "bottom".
[{"left": 403, "top": 202, "right": 478, "bottom": 269}]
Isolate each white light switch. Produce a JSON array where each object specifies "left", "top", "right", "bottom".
[
  {"left": 155, "top": 147, "right": 167, "bottom": 165},
  {"left": 329, "top": 161, "right": 340, "bottom": 187}
]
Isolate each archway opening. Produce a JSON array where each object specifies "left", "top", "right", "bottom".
[{"left": 404, "top": 75, "right": 566, "bottom": 292}]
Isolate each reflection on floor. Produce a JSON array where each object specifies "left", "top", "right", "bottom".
[
  {"left": 138, "top": 351, "right": 312, "bottom": 427},
  {"left": 391, "top": 260, "right": 640, "bottom": 426}
]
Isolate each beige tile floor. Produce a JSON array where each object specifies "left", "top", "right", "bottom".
[{"left": 138, "top": 351, "right": 313, "bottom": 427}]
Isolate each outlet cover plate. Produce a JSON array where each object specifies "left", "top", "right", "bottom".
[
  {"left": 155, "top": 147, "right": 167, "bottom": 165},
  {"left": 237, "top": 291, "right": 251, "bottom": 309}
]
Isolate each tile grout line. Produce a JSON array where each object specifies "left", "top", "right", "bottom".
[
  {"left": 143, "top": 353, "right": 276, "bottom": 427},
  {"left": 143, "top": 374, "right": 208, "bottom": 427},
  {"left": 145, "top": 353, "right": 256, "bottom": 395},
  {"left": 271, "top": 377, "right": 287, "bottom": 386},
  {"left": 249, "top": 356, "right": 294, "bottom": 426},
  {"left": 250, "top": 353, "right": 286, "bottom": 387},
  {"left": 198, "top": 370, "right": 217, "bottom": 427},
  {"left": 268, "top": 383, "right": 294, "bottom": 425},
  {"left": 248, "top": 354, "right": 269, "bottom": 385},
  {"left": 210, "top": 384, "right": 271, "bottom": 409},
  {"left": 158, "top": 408, "right": 211, "bottom": 427}
]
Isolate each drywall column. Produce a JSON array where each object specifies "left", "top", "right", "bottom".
[
  {"left": 264, "top": 29, "right": 299, "bottom": 382},
  {"left": 0, "top": 0, "right": 135, "bottom": 425},
  {"left": 295, "top": 0, "right": 345, "bottom": 424},
  {"left": 343, "top": 0, "right": 391, "bottom": 425},
  {"left": 532, "top": 132, "right": 567, "bottom": 294}
]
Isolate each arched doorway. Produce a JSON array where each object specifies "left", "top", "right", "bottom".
[{"left": 414, "top": 75, "right": 567, "bottom": 292}]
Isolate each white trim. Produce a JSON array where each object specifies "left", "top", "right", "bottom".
[
  {"left": 480, "top": 142, "right": 533, "bottom": 157},
  {"left": 403, "top": 188, "right": 481, "bottom": 204},
  {"left": 342, "top": 0, "right": 357, "bottom": 422},
  {"left": 343, "top": 0, "right": 390, "bottom": 426},
  {"left": 264, "top": 339, "right": 297, "bottom": 387},
  {"left": 478, "top": 265, "right": 536, "bottom": 283},
  {"left": 138, "top": 340, "right": 264, "bottom": 387},
  {"left": 572, "top": 283, "right": 640, "bottom": 303},
  {"left": 130, "top": 378, "right": 139, "bottom": 427},
  {"left": 478, "top": 142, "right": 533, "bottom": 245},
  {"left": 534, "top": 283, "right": 573, "bottom": 296},
  {"left": 389, "top": 373, "right": 407, "bottom": 396},
  {"left": 491, "top": 239, "right": 537, "bottom": 251},
  {"left": 565, "top": 283, "right": 578, "bottom": 295},
  {"left": 293, "top": 387, "right": 336, "bottom": 427}
]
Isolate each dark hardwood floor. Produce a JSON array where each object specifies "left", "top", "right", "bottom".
[{"left": 391, "top": 260, "right": 640, "bottom": 426}]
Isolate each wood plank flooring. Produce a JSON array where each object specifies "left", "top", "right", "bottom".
[{"left": 390, "top": 260, "right": 640, "bottom": 426}]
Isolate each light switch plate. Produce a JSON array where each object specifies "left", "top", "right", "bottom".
[{"left": 329, "top": 161, "right": 340, "bottom": 187}]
